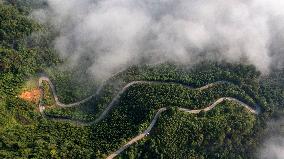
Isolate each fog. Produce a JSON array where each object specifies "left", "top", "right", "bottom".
[
  {"left": 31, "top": 1, "right": 284, "bottom": 157},
  {"left": 259, "top": 137, "right": 284, "bottom": 159},
  {"left": 32, "top": 0, "right": 284, "bottom": 80},
  {"left": 258, "top": 118, "right": 284, "bottom": 159}
]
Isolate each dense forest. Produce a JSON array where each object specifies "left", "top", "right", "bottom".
[{"left": 0, "top": 1, "right": 284, "bottom": 159}]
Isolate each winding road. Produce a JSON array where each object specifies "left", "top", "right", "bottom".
[
  {"left": 106, "top": 97, "right": 260, "bottom": 159},
  {"left": 38, "top": 76, "right": 261, "bottom": 159}
]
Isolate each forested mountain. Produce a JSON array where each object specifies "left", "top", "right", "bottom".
[{"left": 0, "top": 1, "right": 284, "bottom": 159}]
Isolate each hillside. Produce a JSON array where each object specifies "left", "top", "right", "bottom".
[{"left": 1, "top": 1, "right": 284, "bottom": 159}]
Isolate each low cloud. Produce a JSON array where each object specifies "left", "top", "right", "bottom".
[
  {"left": 32, "top": 0, "right": 284, "bottom": 80},
  {"left": 259, "top": 137, "right": 284, "bottom": 159},
  {"left": 258, "top": 118, "right": 284, "bottom": 159}
]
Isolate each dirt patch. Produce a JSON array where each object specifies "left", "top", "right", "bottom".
[{"left": 19, "top": 89, "right": 41, "bottom": 103}]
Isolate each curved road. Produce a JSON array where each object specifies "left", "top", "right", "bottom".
[
  {"left": 106, "top": 97, "right": 260, "bottom": 159},
  {"left": 38, "top": 77, "right": 241, "bottom": 124},
  {"left": 38, "top": 77, "right": 261, "bottom": 158}
]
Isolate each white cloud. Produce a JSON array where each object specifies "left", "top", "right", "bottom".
[{"left": 32, "top": 0, "right": 284, "bottom": 79}]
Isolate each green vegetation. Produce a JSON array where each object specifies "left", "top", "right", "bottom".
[
  {"left": 0, "top": 1, "right": 58, "bottom": 132},
  {"left": 42, "top": 81, "right": 54, "bottom": 106},
  {"left": 120, "top": 102, "right": 257, "bottom": 158},
  {"left": 43, "top": 63, "right": 260, "bottom": 122},
  {"left": 34, "top": 62, "right": 271, "bottom": 158},
  {"left": 260, "top": 69, "right": 284, "bottom": 117},
  {"left": 0, "top": 2, "right": 283, "bottom": 159}
]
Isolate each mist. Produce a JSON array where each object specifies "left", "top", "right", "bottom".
[
  {"left": 32, "top": 0, "right": 284, "bottom": 80},
  {"left": 30, "top": 1, "right": 284, "bottom": 157},
  {"left": 258, "top": 118, "right": 284, "bottom": 159},
  {"left": 259, "top": 137, "right": 284, "bottom": 159}
]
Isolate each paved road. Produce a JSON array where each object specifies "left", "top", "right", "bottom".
[
  {"left": 38, "top": 76, "right": 261, "bottom": 158},
  {"left": 38, "top": 77, "right": 225, "bottom": 109},
  {"left": 106, "top": 97, "right": 260, "bottom": 159},
  {"left": 38, "top": 76, "right": 104, "bottom": 108},
  {"left": 38, "top": 77, "right": 243, "bottom": 124}
]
